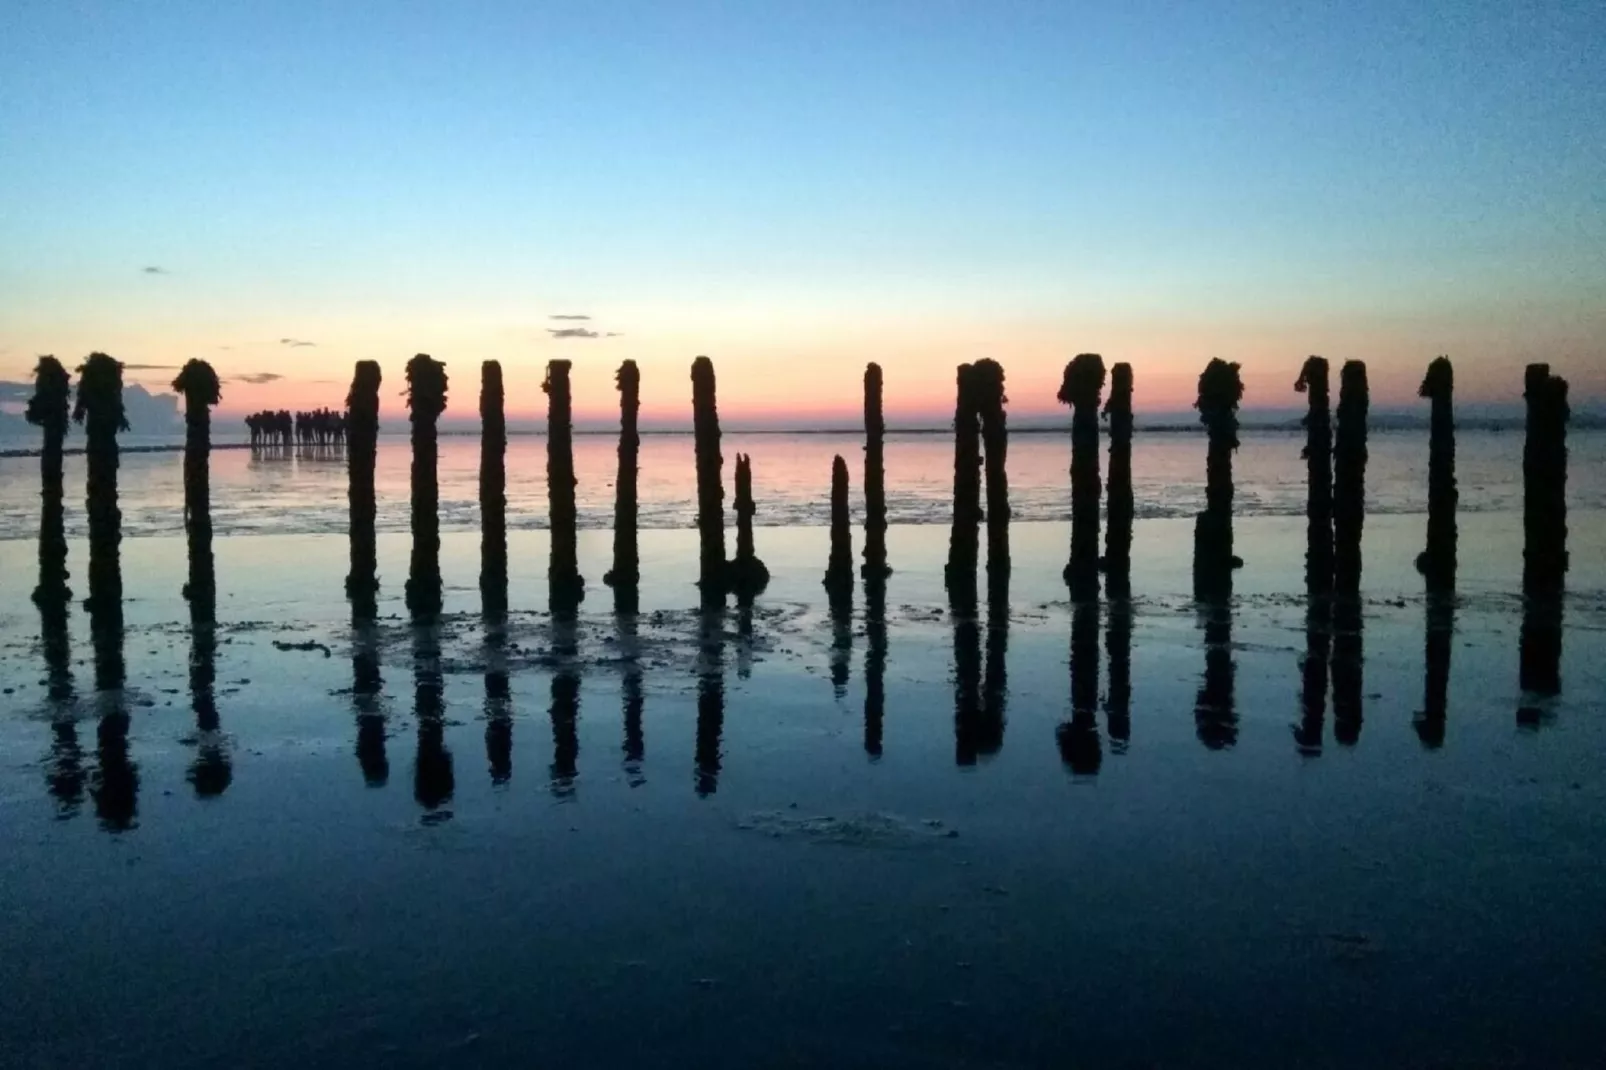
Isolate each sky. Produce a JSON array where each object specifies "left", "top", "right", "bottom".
[{"left": 2, "top": 0, "right": 1603, "bottom": 426}]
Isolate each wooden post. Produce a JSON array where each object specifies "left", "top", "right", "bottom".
[
  {"left": 1191, "top": 358, "right": 1243, "bottom": 601},
  {"left": 971, "top": 359, "right": 1010, "bottom": 600},
  {"left": 862, "top": 362, "right": 890, "bottom": 580},
  {"left": 1295, "top": 356, "right": 1333, "bottom": 596},
  {"left": 27, "top": 356, "right": 72, "bottom": 607},
  {"left": 1059, "top": 353, "right": 1105, "bottom": 599},
  {"left": 691, "top": 356, "right": 728, "bottom": 604},
  {"left": 172, "top": 360, "right": 221, "bottom": 609},
  {"left": 404, "top": 354, "right": 448, "bottom": 619},
  {"left": 73, "top": 353, "right": 127, "bottom": 623},
  {"left": 1102, "top": 362, "right": 1134, "bottom": 599},
  {"left": 945, "top": 364, "right": 981, "bottom": 604},
  {"left": 544, "top": 359, "right": 584, "bottom": 613},
  {"left": 823, "top": 455, "right": 855, "bottom": 602},
  {"left": 480, "top": 360, "right": 508, "bottom": 618},
  {"left": 1523, "top": 363, "right": 1570, "bottom": 596},
  {"left": 730, "top": 453, "right": 770, "bottom": 596},
  {"left": 604, "top": 360, "right": 641, "bottom": 605},
  {"left": 1333, "top": 360, "right": 1368, "bottom": 599},
  {"left": 1415, "top": 357, "right": 1457, "bottom": 592},
  {"left": 345, "top": 360, "right": 383, "bottom": 614}
]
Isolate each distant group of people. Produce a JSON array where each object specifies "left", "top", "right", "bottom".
[{"left": 245, "top": 408, "right": 348, "bottom": 448}]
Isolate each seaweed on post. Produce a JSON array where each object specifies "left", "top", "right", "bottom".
[
  {"left": 1333, "top": 360, "right": 1369, "bottom": 600},
  {"left": 73, "top": 353, "right": 128, "bottom": 621},
  {"left": 1058, "top": 353, "right": 1105, "bottom": 600},
  {"left": 1101, "top": 362, "right": 1134, "bottom": 600},
  {"left": 404, "top": 354, "right": 448, "bottom": 620},
  {"left": 861, "top": 362, "right": 890, "bottom": 580},
  {"left": 480, "top": 360, "right": 508, "bottom": 619},
  {"left": 1191, "top": 358, "right": 1243, "bottom": 601},
  {"left": 1295, "top": 356, "right": 1333, "bottom": 597},
  {"left": 1415, "top": 357, "right": 1457, "bottom": 592},
  {"left": 604, "top": 360, "right": 641, "bottom": 609},
  {"left": 172, "top": 359, "right": 221, "bottom": 609},
  {"left": 691, "top": 356, "right": 728, "bottom": 605},
  {"left": 344, "top": 361, "right": 383, "bottom": 613},
  {"left": 27, "top": 356, "right": 73, "bottom": 607}
]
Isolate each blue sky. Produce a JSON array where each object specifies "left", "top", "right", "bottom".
[{"left": 2, "top": 0, "right": 1602, "bottom": 419}]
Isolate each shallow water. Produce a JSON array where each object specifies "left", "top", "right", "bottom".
[
  {"left": 2, "top": 427, "right": 1604, "bottom": 539},
  {"left": 1, "top": 511, "right": 1603, "bottom": 1066}
]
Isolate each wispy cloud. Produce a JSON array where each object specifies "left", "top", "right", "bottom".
[
  {"left": 547, "top": 327, "right": 602, "bottom": 340},
  {"left": 279, "top": 338, "right": 316, "bottom": 348},
  {"left": 233, "top": 372, "right": 284, "bottom": 385},
  {"left": 606, "top": 332, "right": 623, "bottom": 337},
  {"left": 123, "top": 363, "right": 180, "bottom": 371},
  {"left": 549, "top": 314, "right": 591, "bottom": 321},
  {"left": 142, "top": 265, "right": 168, "bottom": 275}
]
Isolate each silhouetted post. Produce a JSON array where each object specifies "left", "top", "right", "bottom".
[
  {"left": 345, "top": 361, "right": 382, "bottom": 613},
  {"left": 1523, "top": 364, "right": 1570, "bottom": 596},
  {"left": 413, "top": 623, "right": 454, "bottom": 812},
  {"left": 945, "top": 363, "right": 981, "bottom": 605},
  {"left": 27, "top": 356, "right": 72, "bottom": 607},
  {"left": 73, "top": 353, "right": 127, "bottom": 620},
  {"left": 1057, "top": 600, "right": 1101, "bottom": 774},
  {"left": 1194, "top": 601, "right": 1237, "bottom": 749},
  {"left": 541, "top": 359, "right": 584, "bottom": 614},
  {"left": 604, "top": 360, "right": 641, "bottom": 607},
  {"left": 1295, "top": 601, "right": 1328, "bottom": 756},
  {"left": 730, "top": 453, "right": 770, "bottom": 597},
  {"left": 1416, "top": 595, "right": 1453, "bottom": 748},
  {"left": 1415, "top": 357, "right": 1457, "bottom": 592},
  {"left": 1295, "top": 356, "right": 1333, "bottom": 597},
  {"left": 970, "top": 359, "right": 1010, "bottom": 600},
  {"left": 694, "top": 608, "right": 726, "bottom": 795},
  {"left": 691, "top": 356, "right": 728, "bottom": 604},
  {"left": 823, "top": 455, "right": 855, "bottom": 603},
  {"left": 864, "top": 579, "right": 887, "bottom": 759},
  {"left": 862, "top": 362, "right": 890, "bottom": 580},
  {"left": 1101, "top": 362, "right": 1134, "bottom": 600},
  {"left": 172, "top": 359, "right": 221, "bottom": 608},
  {"left": 1191, "top": 359, "right": 1243, "bottom": 601},
  {"left": 1104, "top": 597, "right": 1132, "bottom": 750},
  {"left": 1333, "top": 360, "right": 1369, "bottom": 599},
  {"left": 480, "top": 360, "right": 508, "bottom": 618},
  {"left": 404, "top": 354, "right": 448, "bottom": 619},
  {"left": 1059, "top": 353, "right": 1105, "bottom": 599}
]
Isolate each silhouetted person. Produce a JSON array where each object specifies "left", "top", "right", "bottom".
[
  {"left": 1331, "top": 595, "right": 1364, "bottom": 747},
  {"left": 619, "top": 611, "right": 644, "bottom": 787},
  {"left": 691, "top": 356, "right": 729, "bottom": 605},
  {"left": 549, "top": 615, "right": 581, "bottom": 797},
  {"left": 1194, "top": 600, "right": 1237, "bottom": 750},
  {"left": 823, "top": 455, "right": 855, "bottom": 604},
  {"left": 1101, "top": 362, "right": 1134, "bottom": 599},
  {"left": 1059, "top": 353, "right": 1105, "bottom": 599},
  {"left": 345, "top": 361, "right": 383, "bottom": 612},
  {"left": 1415, "top": 594, "right": 1453, "bottom": 748},
  {"left": 1294, "top": 599, "right": 1329, "bottom": 756},
  {"left": 173, "top": 359, "right": 222, "bottom": 610},
  {"left": 862, "top": 362, "right": 890, "bottom": 581},
  {"left": 973, "top": 359, "right": 1010, "bottom": 601},
  {"left": 1104, "top": 596, "right": 1132, "bottom": 752},
  {"left": 1522, "top": 364, "right": 1570, "bottom": 597},
  {"left": 1416, "top": 357, "right": 1457, "bottom": 592},
  {"left": 413, "top": 622, "right": 454, "bottom": 813},
  {"left": 605, "top": 360, "right": 641, "bottom": 610},
  {"left": 1057, "top": 599, "right": 1102, "bottom": 774},
  {"left": 352, "top": 612, "right": 387, "bottom": 787},
  {"left": 1333, "top": 361, "right": 1369, "bottom": 599},
  {"left": 695, "top": 607, "right": 726, "bottom": 796},
  {"left": 945, "top": 363, "right": 981, "bottom": 608},
  {"left": 952, "top": 602, "right": 985, "bottom": 766},
  {"left": 1295, "top": 356, "right": 1333, "bottom": 597},
  {"left": 480, "top": 360, "right": 509, "bottom": 618},
  {"left": 864, "top": 578, "right": 887, "bottom": 759},
  {"left": 27, "top": 356, "right": 72, "bottom": 607},
  {"left": 730, "top": 453, "right": 770, "bottom": 597},
  {"left": 1192, "top": 359, "right": 1244, "bottom": 600},
  {"left": 545, "top": 359, "right": 585, "bottom": 614},
  {"left": 74, "top": 353, "right": 127, "bottom": 621},
  {"left": 485, "top": 615, "right": 512, "bottom": 785},
  {"left": 405, "top": 354, "right": 448, "bottom": 619}
]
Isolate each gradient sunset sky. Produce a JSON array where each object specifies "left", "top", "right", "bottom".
[{"left": 2, "top": 0, "right": 1602, "bottom": 425}]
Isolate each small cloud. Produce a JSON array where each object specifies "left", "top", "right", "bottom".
[
  {"left": 279, "top": 338, "right": 316, "bottom": 348},
  {"left": 547, "top": 327, "right": 602, "bottom": 340},
  {"left": 142, "top": 265, "right": 168, "bottom": 275},
  {"left": 549, "top": 314, "right": 591, "bottom": 321},
  {"left": 233, "top": 372, "right": 284, "bottom": 385},
  {"left": 606, "top": 332, "right": 623, "bottom": 337},
  {"left": 123, "top": 363, "right": 180, "bottom": 371}
]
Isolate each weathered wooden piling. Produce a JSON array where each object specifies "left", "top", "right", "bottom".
[
  {"left": 1192, "top": 359, "right": 1243, "bottom": 601},
  {"left": 1194, "top": 602, "right": 1237, "bottom": 750},
  {"left": 404, "top": 354, "right": 448, "bottom": 618},
  {"left": 862, "top": 362, "right": 890, "bottom": 580},
  {"left": 973, "top": 359, "right": 1010, "bottom": 599},
  {"left": 27, "top": 356, "right": 72, "bottom": 607},
  {"left": 345, "top": 361, "right": 383, "bottom": 612},
  {"left": 729, "top": 453, "right": 770, "bottom": 597},
  {"left": 1059, "top": 353, "right": 1105, "bottom": 598},
  {"left": 1333, "top": 360, "right": 1369, "bottom": 599},
  {"left": 944, "top": 363, "right": 981, "bottom": 604},
  {"left": 479, "top": 360, "right": 508, "bottom": 617},
  {"left": 173, "top": 360, "right": 221, "bottom": 608},
  {"left": 1101, "top": 362, "right": 1134, "bottom": 599},
  {"left": 1057, "top": 600, "right": 1102, "bottom": 774},
  {"left": 1294, "top": 356, "right": 1333, "bottom": 596},
  {"left": 413, "top": 624, "right": 454, "bottom": 811},
  {"left": 73, "top": 353, "right": 127, "bottom": 621},
  {"left": 544, "top": 359, "right": 584, "bottom": 613},
  {"left": 1415, "top": 357, "right": 1457, "bottom": 592},
  {"left": 691, "top": 356, "right": 728, "bottom": 604},
  {"left": 1522, "top": 364, "right": 1569, "bottom": 596},
  {"left": 823, "top": 455, "right": 855, "bottom": 602},
  {"left": 604, "top": 360, "right": 641, "bottom": 604}
]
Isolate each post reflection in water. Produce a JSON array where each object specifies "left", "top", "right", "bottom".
[
  {"left": 186, "top": 601, "right": 232, "bottom": 798},
  {"left": 863, "top": 580, "right": 887, "bottom": 759},
  {"left": 735, "top": 596, "right": 755, "bottom": 680},
  {"left": 1415, "top": 595, "right": 1455, "bottom": 747},
  {"left": 695, "top": 608, "right": 726, "bottom": 796},
  {"left": 412, "top": 623, "right": 454, "bottom": 815},
  {"left": 951, "top": 604, "right": 984, "bottom": 766},
  {"left": 41, "top": 600, "right": 83, "bottom": 818},
  {"left": 549, "top": 615, "right": 581, "bottom": 798},
  {"left": 1294, "top": 598, "right": 1330, "bottom": 756},
  {"left": 979, "top": 590, "right": 1008, "bottom": 757},
  {"left": 1058, "top": 598, "right": 1102, "bottom": 774},
  {"left": 352, "top": 610, "right": 387, "bottom": 787},
  {"left": 1104, "top": 597, "right": 1132, "bottom": 752},
  {"left": 1331, "top": 596, "right": 1364, "bottom": 746},
  {"left": 1517, "top": 593, "right": 1563, "bottom": 729},
  {"left": 619, "top": 610, "right": 644, "bottom": 787},
  {"left": 484, "top": 615, "right": 512, "bottom": 785},
  {"left": 1194, "top": 598, "right": 1237, "bottom": 751},
  {"left": 88, "top": 598, "right": 137, "bottom": 832},
  {"left": 828, "top": 594, "right": 853, "bottom": 700}
]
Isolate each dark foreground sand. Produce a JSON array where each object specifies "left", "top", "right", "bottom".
[{"left": 1, "top": 515, "right": 1603, "bottom": 1067}]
